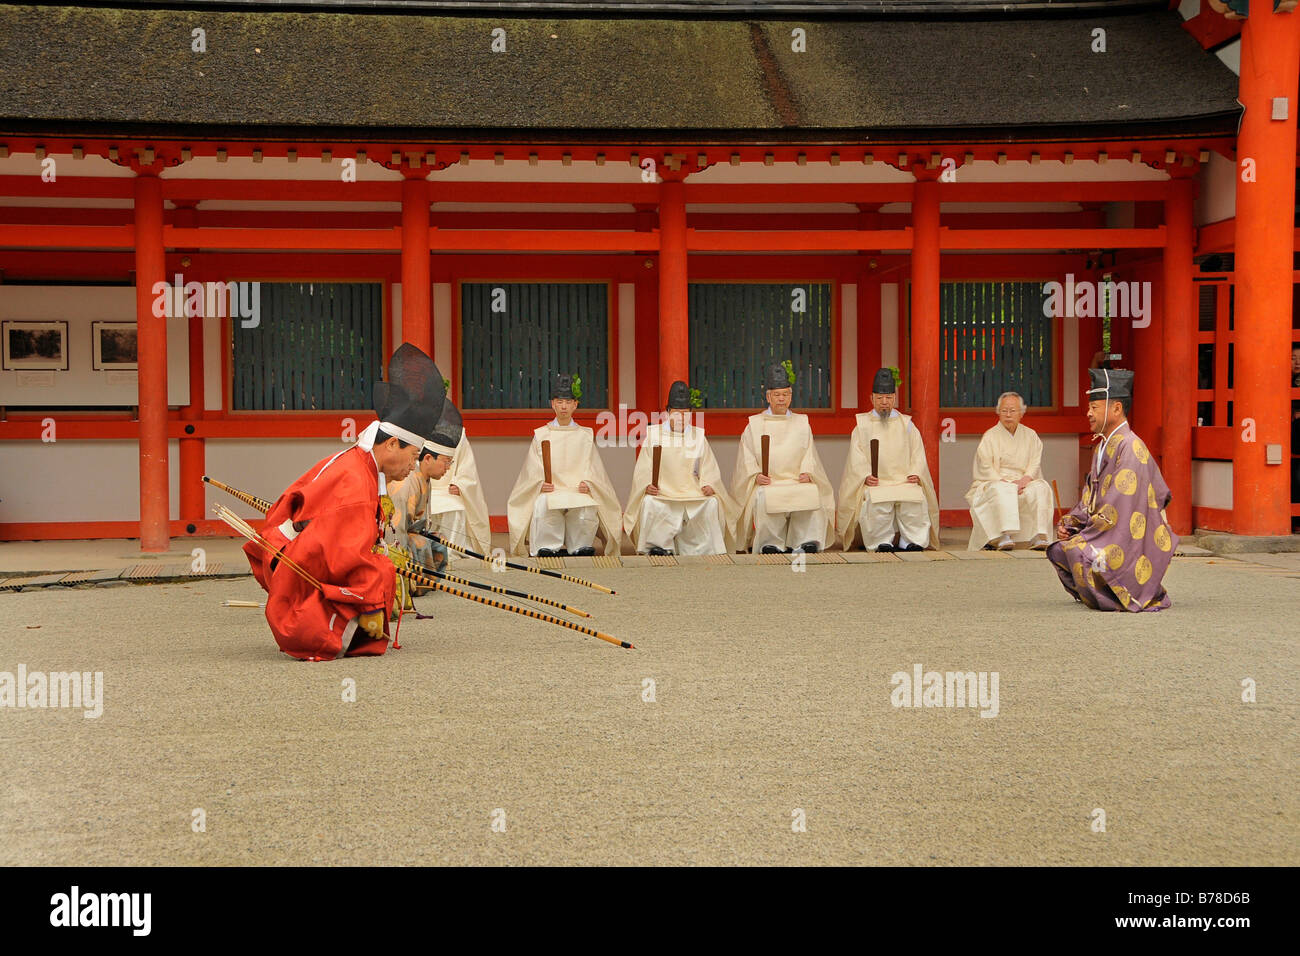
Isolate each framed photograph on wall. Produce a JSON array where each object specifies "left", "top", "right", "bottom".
[
  {"left": 1, "top": 320, "right": 69, "bottom": 371},
  {"left": 92, "top": 321, "right": 138, "bottom": 371}
]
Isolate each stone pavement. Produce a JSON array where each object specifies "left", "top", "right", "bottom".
[{"left": 1, "top": 542, "right": 1295, "bottom": 866}]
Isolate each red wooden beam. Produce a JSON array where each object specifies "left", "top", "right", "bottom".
[
  {"left": 941, "top": 227, "right": 1167, "bottom": 249},
  {"left": 431, "top": 229, "right": 658, "bottom": 251},
  {"left": 686, "top": 227, "right": 1164, "bottom": 252},
  {"left": 0, "top": 224, "right": 134, "bottom": 248},
  {"left": 1196, "top": 217, "right": 1236, "bottom": 255},
  {"left": 0, "top": 175, "right": 1177, "bottom": 206},
  {"left": 684, "top": 182, "right": 1171, "bottom": 204},
  {"left": 163, "top": 225, "right": 399, "bottom": 250},
  {"left": 1192, "top": 426, "right": 1235, "bottom": 460},
  {"left": 0, "top": 207, "right": 1110, "bottom": 232},
  {"left": 688, "top": 229, "right": 914, "bottom": 251},
  {"left": 0, "top": 520, "right": 241, "bottom": 542},
  {"left": 0, "top": 176, "right": 135, "bottom": 199},
  {"left": 161, "top": 180, "right": 402, "bottom": 203},
  {"left": 940, "top": 182, "right": 1171, "bottom": 203}
]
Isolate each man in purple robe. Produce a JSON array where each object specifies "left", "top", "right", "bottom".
[{"left": 1047, "top": 368, "right": 1179, "bottom": 612}]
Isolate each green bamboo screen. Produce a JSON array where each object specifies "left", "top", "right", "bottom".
[
  {"left": 688, "top": 282, "right": 833, "bottom": 408},
  {"left": 231, "top": 282, "right": 383, "bottom": 411},
  {"left": 460, "top": 282, "right": 610, "bottom": 409},
  {"left": 935, "top": 281, "right": 1053, "bottom": 408}
]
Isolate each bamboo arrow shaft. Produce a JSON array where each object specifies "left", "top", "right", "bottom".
[
  {"left": 429, "top": 533, "right": 616, "bottom": 595},
  {"left": 386, "top": 544, "right": 592, "bottom": 618},
  {"left": 431, "top": 567, "right": 591, "bottom": 618},
  {"left": 203, "top": 475, "right": 274, "bottom": 513},
  {"left": 397, "top": 565, "right": 632, "bottom": 649}
]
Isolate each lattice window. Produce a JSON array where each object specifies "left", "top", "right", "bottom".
[
  {"left": 231, "top": 282, "right": 383, "bottom": 411},
  {"left": 459, "top": 282, "right": 610, "bottom": 410},
  {"left": 688, "top": 282, "right": 832, "bottom": 409},
  {"left": 935, "top": 281, "right": 1054, "bottom": 409}
]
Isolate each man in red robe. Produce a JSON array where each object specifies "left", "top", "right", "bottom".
[{"left": 244, "top": 344, "right": 447, "bottom": 660}]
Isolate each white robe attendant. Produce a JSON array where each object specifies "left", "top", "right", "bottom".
[
  {"left": 731, "top": 410, "right": 835, "bottom": 552},
  {"left": 424, "top": 430, "right": 492, "bottom": 556},
  {"left": 835, "top": 409, "right": 941, "bottom": 550},
  {"left": 964, "top": 422, "right": 1054, "bottom": 550},
  {"left": 623, "top": 420, "right": 735, "bottom": 555},
  {"left": 507, "top": 421, "right": 622, "bottom": 556}
]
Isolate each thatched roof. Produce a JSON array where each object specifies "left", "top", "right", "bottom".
[{"left": 0, "top": 3, "right": 1241, "bottom": 142}]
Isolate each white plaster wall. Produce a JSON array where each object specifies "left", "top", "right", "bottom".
[
  {"left": 0, "top": 286, "right": 190, "bottom": 406},
  {"left": 0, "top": 439, "right": 180, "bottom": 522},
  {"left": 880, "top": 283, "right": 899, "bottom": 367},
  {"left": 840, "top": 283, "right": 858, "bottom": 408},
  {"left": 1192, "top": 459, "right": 1233, "bottom": 510},
  {"left": 1196, "top": 152, "right": 1237, "bottom": 228}
]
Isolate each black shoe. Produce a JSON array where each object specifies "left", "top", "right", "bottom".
[
  {"left": 903, "top": 543, "right": 925, "bottom": 552},
  {"left": 798, "top": 542, "right": 819, "bottom": 554},
  {"left": 536, "top": 548, "right": 560, "bottom": 557},
  {"left": 647, "top": 546, "right": 670, "bottom": 556},
  {"left": 760, "top": 545, "right": 783, "bottom": 554},
  {"left": 876, "top": 543, "right": 895, "bottom": 553},
  {"left": 572, "top": 546, "right": 596, "bottom": 557}
]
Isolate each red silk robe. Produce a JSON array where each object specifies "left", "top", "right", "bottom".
[{"left": 244, "top": 446, "right": 396, "bottom": 660}]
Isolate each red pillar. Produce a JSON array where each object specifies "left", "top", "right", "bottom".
[
  {"left": 658, "top": 174, "right": 688, "bottom": 404},
  {"left": 1232, "top": 2, "right": 1300, "bottom": 535},
  {"left": 134, "top": 172, "right": 169, "bottom": 551},
  {"left": 1161, "top": 176, "right": 1196, "bottom": 534},
  {"left": 401, "top": 174, "right": 431, "bottom": 354},
  {"left": 911, "top": 177, "right": 941, "bottom": 488}
]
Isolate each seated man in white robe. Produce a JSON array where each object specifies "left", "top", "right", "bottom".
[
  {"left": 965, "top": 391, "right": 1053, "bottom": 551},
  {"left": 507, "top": 372, "right": 622, "bottom": 557},
  {"left": 623, "top": 380, "right": 735, "bottom": 555},
  {"left": 731, "top": 361, "right": 835, "bottom": 554},
  {"left": 419, "top": 427, "right": 492, "bottom": 559},
  {"left": 836, "top": 367, "right": 940, "bottom": 552}
]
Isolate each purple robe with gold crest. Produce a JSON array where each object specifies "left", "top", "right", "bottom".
[{"left": 1047, "top": 423, "right": 1178, "bottom": 612}]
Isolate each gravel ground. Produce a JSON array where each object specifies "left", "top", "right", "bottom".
[{"left": 1, "top": 554, "right": 1296, "bottom": 866}]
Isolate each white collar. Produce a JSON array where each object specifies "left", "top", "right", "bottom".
[
  {"left": 548, "top": 418, "right": 577, "bottom": 428},
  {"left": 1094, "top": 421, "right": 1129, "bottom": 470},
  {"left": 871, "top": 408, "right": 900, "bottom": 420},
  {"left": 368, "top": 451, "right": 387, "bottom": 496},
  {"left": 764, "top": 407, "right": 791, "bottom": 417}
]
